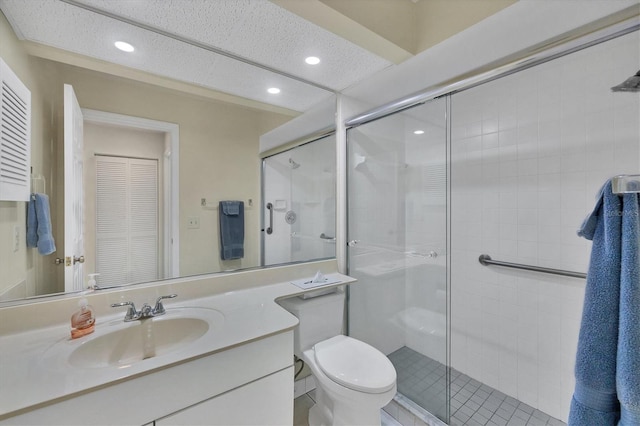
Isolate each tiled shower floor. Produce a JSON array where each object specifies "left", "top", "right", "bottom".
[{"left": 388, "top": 347, "right": 566, "bottom": 426}]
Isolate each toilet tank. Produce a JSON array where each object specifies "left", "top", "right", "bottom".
[{"left": 277, "top": 290, "right": 345, "bottom": 357}]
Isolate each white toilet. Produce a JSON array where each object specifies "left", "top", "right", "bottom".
[{"left": 278, "top": 290, "right": 397, "bottom": 426}]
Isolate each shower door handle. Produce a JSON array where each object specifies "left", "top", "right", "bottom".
[{"left": 266, "top": 202, "right": 274, "bottom": 235}]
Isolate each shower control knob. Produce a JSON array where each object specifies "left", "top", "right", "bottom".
[{"left": 347, "top": 240, "right": 359, "bottom": 247}]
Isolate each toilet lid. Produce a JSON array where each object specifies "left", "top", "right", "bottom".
[{"left": 313, "top": 335, "right": 396, "bottom": 394}]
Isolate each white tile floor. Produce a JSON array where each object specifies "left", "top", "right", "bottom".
[{"left": 293, "top": 390, "right": 401, "bottom": 426}]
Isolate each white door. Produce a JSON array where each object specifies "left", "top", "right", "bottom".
[
  {"left": 64, "top": 84, "right": 85, "bottom": 292},
  {"left": 95, "top": 156, "right": 159, "bottom": 287}
]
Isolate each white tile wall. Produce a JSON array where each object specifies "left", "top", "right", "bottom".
[
  {"left": 450, "top": 30, "right": 640, "bottom": 421},
  {"left": 293, "top": 374, "right": 316, "bottom": 399}
]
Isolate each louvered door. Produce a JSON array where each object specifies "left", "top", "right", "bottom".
[
  {"left": 96, "top": 156, "right": 158, "bottom": 287},
  {"left": 0, "top": 58, "right": 30, "bottom": 201}
]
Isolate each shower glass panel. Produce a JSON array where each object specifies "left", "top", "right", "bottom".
[
  {"left": 262, "top": 134, "right": 336, "bottom": 266},
  {"left": 347, "top": 98, "right": 449, "bottom": 422}
]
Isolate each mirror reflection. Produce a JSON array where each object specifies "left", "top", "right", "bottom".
[
  {"left": 263, "top": 133, "right": 337, "bottom": 266},
  {"left": 0, "top": 1, "right": 344, "bottom": 302}
]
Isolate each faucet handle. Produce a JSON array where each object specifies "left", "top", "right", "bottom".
[
  {"left": 111, "top": 301, "right": 138, "bottom": 321},
  {"left": 152, "top": 294, "right": 177, "bottom": 316}
]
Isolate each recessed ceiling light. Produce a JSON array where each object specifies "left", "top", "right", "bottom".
[
  {"left": 414, "top": 130, "right": 425, "bottom": 135},
  {"left": 267, "top": 87, "right": 281, "bottom": 94},
  {"left": 305, "top": 56, "right": 320, "bottom": 65},
  {"left": 114, "top": 41, "right": 135, "bottom": 52}
]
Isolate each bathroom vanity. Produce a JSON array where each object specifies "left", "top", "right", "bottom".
[
  {"left": 0, "top": 261, "right": 354, "bottom": 425},
  {"left": 8, "top": 332, "right": 294, "bottom": 425}
]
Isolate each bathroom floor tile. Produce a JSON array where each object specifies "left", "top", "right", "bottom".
[{"left": 388, "top": 346, "right": 567, "bottom": 426}]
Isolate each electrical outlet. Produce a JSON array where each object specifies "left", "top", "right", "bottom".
[
  {"left": 13, "top": 226, "right": 20, "bottom": 252},
  {"left": 187, "top": 216, "right": 200, "bottom": 229}
]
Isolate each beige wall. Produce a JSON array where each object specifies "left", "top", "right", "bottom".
[
  {"left": 415, "top": 0, "right": 516, "bottom": 53},
  {"left": 320, "top": 0, "right": 417, "bottom": 53},
  {"left": 0, "top": 12, "right": 59, "bottom": 299},
  {"left": 319, "top": 0, "right": 516, "bottom": 55}
]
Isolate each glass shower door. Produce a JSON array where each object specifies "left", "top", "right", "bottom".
[
  {"left": 262, "top": 134, "right": 336, "bottom": 266},
  {"left": 347, "top": 98, "right": 448, "bottom": 422}
]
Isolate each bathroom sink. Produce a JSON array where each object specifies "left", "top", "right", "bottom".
[{"left": 43, "top": 307, "right": 225, "bottom": 369}]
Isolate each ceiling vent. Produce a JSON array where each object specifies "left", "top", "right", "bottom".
[{"left": 0, "top": 57, "right": 31, "bottom": 201}]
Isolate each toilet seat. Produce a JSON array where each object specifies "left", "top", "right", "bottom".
[{"left": 313, "top": 335, "right": 396, "bottom": 394}]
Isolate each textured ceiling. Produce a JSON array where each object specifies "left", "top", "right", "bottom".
[{"left": 0, "top": 0, "right": 394, "bottom": 112}]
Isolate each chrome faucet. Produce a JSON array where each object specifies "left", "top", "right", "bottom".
[{"left": 111, "top": 294, "right": 178, "bottom": 322}]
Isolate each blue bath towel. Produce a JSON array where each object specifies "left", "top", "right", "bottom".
[
  {"left": 569, "top": 180, "right": 640, "bottom": 425},
  {"left": 26, "top": 196, "right": 38, "bottom": 248},
  {"left": 26, "top": 193, "right": 56, "bottom": 255},
  {"left": 219, "top": 201, "right": 244, "bottom": 260}
]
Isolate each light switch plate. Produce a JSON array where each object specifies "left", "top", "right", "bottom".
[{"left": 187, "top": 217, "right": 200, "bottom": 229}]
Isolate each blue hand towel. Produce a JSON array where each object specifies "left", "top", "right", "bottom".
[
  {"left": 569, "top": 180, "right": 640, "bottom": 425},
  {"left": 29, "top": 193, "right": 56, "bottom": 256},
  {"left": 219, "top": 201, "right": 244, "bottom": 260},
  {"left": 221, "top": 202, "right": 240, "bottom": 216},
  {"left": 26, "top": 196, "right": 38, "bottom": 248}
]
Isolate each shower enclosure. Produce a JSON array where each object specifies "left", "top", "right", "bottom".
[
  {"left": 346, "top": 26, "right": 639, "bottom": 426},
  {"left": 347, "top": 98, "right": 450, "bottom": 421},
  {"left": 262, "top": 134, "right": 336, "bottom": 266}
]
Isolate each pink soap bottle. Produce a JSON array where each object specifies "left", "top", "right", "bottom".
[{"left": 71, "top": 298, "right": 95, "bottom": 339}]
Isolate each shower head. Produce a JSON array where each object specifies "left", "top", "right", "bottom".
[
  {"left": 611, "top": 69, "right": 640, "bottom": 92},
  {"left": 289, "top": 158, "right": 300, "bottom": 169}
]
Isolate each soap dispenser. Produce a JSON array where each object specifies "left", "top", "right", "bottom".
[
  {"left": 71, "top": 297, "right": 95, "bottom": 339},
  {"left": 87, "top": 273, "right": 100, "bottom": 290}
]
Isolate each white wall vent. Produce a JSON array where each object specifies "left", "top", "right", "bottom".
[{"left": 0, "top": 58, "right": 31, "bottom": 201}]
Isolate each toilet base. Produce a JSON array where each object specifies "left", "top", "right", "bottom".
[{"left": 303, "top": 342, "right": 395, "bottom": 426}]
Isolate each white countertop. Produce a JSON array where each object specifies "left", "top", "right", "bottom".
[{"left": 0, "top": 272, "right": 354, "bottom": 419}]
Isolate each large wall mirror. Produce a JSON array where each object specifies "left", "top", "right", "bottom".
[{"left": 0, "top": 0, "right": 370, "bottom": 303}]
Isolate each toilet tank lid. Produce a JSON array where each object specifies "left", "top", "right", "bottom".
[{"left": 313, "top": 335, "right": 397, "bottom": 394}]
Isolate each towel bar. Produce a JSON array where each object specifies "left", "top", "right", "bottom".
[
  {"left": 479, "top": 254, "right": 587, "bottom": 279},
  {"left": 612, "top": 174, "right": 640, "bottom": 194}
]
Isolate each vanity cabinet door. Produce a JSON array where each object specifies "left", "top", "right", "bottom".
[{"left": 156, "top": 367, "right": 293, "bottom": 426}]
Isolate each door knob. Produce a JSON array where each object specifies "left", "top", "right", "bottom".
[{"left": 73, "top": 255, "right": 85, "bottom": 264}]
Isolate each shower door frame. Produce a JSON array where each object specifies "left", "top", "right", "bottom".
[
  {"left": 345, "top": 14, "right": 639, "bottom": 129},
  {"left": 345, "top": 95, "right": 452, "bottom": 423}
]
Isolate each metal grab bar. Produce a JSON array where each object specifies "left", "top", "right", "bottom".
[
  {"left": 290, "top": 232, "right": 336, "bottom": 243},
  {"left": 478, "top": 254, "right": 587, "bottom": 279},
  {"left": 266, "top": 202, "right": 274, "bottom": 235}
]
